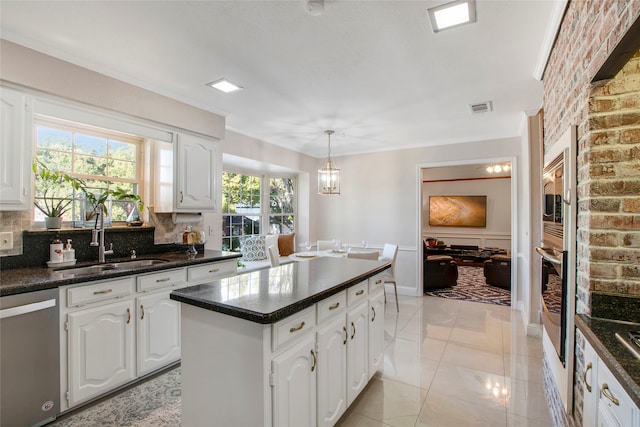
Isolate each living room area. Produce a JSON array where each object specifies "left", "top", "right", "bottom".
[{"left": 420, "top": 162, "right": 514, "bottom": 307}]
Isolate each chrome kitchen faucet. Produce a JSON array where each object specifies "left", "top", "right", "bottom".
[{"left": 90, "top": 203, "right": 114, "bottom": 263}]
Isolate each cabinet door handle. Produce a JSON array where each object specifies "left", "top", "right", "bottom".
[
  {"left": 208, "top": 268, "right": 220, "bottom": 273},
  {"left": 289, "top": 321, "right": 305, "bottom": 333},
  {"left": 126, "top": 308, "right": 131, "bottom": 324},
  {"left": 583, "top": 362, "right": 592, "bottom": 393},
  {"left": 156, "top": 278, "right": 171, "bottom": 283},
  {"left": 351, "top": 321, "right": 356, "bottom": 340},
  {"left": 601, "top": 384, "right": 619, "bottom": 406},
  {"left": 93, "top": 289, "right": 113, "bottom": 295},
  {"left": 343, "top": 326, "right": 348, "bottom": 345},
  {"left": 355, "top": 290, "right": 364, "bottom": 296},
  {"left": 180, "top": 191, "right": 184, "bottom": 203},
  {"left": 329, "top": 302, "right": 340, "bottom": 310},
  {"left": 375, "top": 279, "right": 383, "bottom": 286},
  {"left": 310, "top": 349, "right": 317, "bottom": 372},
  {"left": 371, "top": 306, "right": 376, "bottom": 322},
  {"left": 140, "top": 304, "right": 145, "bottom": 320}
]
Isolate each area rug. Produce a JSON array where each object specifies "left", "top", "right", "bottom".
[
  {"left": 424, "top": 266, "right": 512, "bottom": 306},
  {"left": 49, "top": 367, "right": 181, "bottom": 427}
]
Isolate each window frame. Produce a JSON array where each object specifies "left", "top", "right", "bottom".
[
  {"left": 33, "top": 115, "right": 145, "bottom": 225},
  {"left": 221, "top": 170, "right": 296, "bottom": 252}
]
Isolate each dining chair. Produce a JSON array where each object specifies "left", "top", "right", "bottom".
[
  {"left": 381, "top": 243, "right": 399, "bottom": 312},
  {"left": 317, "top": 240, "right": 334, "bottom": 252},
  {"left": 347, "top": 251, "right": 379, "bottom": 260},
  {"left": 268, "top": 245, "right": 280, "bottom": 267}
]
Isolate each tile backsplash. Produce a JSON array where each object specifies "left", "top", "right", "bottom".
[{"left": 0, "top": 207, "right": 206, "bottom": 269}]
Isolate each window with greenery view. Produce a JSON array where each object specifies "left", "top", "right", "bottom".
[
  {"left": 269, "top": 177, "right": 295, "bottom": 235},
  {"left": 222, "top": 172, "right": 295, "bottom": 252},
  {"left": 34, "top": 117, "right": 143, "bottom": 223}
]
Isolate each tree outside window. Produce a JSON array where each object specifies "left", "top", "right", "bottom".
[
  {"left": 34, "top": 118, "right": 142, "bottom": 224},
  {"left": 222, "top": 172, "right": 296, "bottom": 252}
]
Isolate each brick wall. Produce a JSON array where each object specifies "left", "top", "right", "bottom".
[
  {"left": 586, "top": 53, "right": 640, "bottom": 302},
  {"left": 543, "top": 2, "right": 640, "bottom": 424},
  {"left": 543, "top": 1, "right": 640, "bottom": 315}
]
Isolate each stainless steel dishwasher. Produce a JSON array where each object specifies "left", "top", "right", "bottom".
[{"left": 1, "top": 288, "right": 60, "bottom": 426}]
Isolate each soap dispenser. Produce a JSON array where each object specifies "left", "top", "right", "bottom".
[
  {"left": 63, "top": 239, "right": 76, "bottom": 262},
  {"left": 49, "top": 239, "right": 64, "bottom": 264}
]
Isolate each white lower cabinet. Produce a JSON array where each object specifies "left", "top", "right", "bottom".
[
  {"left": 179, "top": 276, "right": 385, "bottom": 427},
  {"left": 136, "top": 290, "right": 181, "bottom": 376},
  {"left": 317, "top": 316, "right": 348, "bottom": 427},
  {"left": 272, "top": 333, "right": 317, "bottom": 427},
  {"left": 67, "top": 299, "right": 136, "bottom": 406},
  {"left": 580, "top": 334, "right": 639, "bottom": 427},
  {"left": 346, "top": 301, "right": 369, "bottom": 406},
  {"left": 368, "top": 291, "right": 385, "bottom": 379},
  {"left": 582, "top": 338, "right": 599, "bottom": 427},
  {"left": 597, "top": 359, "right": 639, "bottom": 427},
  {"left": 61, "top": 261, "right": 234, "bottom": 411},
  {"left": 273, "top": 285, "right": 376, "bottom": 426}
]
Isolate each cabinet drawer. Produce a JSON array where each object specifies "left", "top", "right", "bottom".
[
  {"left": 272, "top": 306, "right": 315, "bottom": 353},
  {"left": 347, "top": 281, "right": 368, "bottom": 307},
  {"left": 368, "top": 273, "right": 386, "bottom": 295},
  {"left": 597, "top": 359, "right": 638, "bottom": 427},
  {"left": 188, "top": 260, "right": 237, "bottom": 283},
  {"left": 137, "top": 268, "right": 186, "bottom": 292},
  {"left": 317, "top": 291, "right": 346, "bottom": 325},
  {"left": 67, "top": 278, "right": 135, "bottom": 307}
]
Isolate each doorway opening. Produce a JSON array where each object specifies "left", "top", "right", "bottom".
[{"left": 418, "top": 159, "right": 516, "bottom": 308}]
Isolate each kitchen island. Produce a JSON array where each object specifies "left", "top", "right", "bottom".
[{"left": 171, "top": 257, "right": 390, "bottom": 427}]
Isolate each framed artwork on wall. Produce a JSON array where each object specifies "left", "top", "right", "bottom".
[{"left": 428, "top": 195, "right": 487, "bottom": 227}]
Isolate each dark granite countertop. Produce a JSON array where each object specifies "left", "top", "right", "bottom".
[
  {"left": 576, "top": 314, "right": 640, "bottom": 408},
  {"left": 0, "top": 250, "right": 241, "bottom": 297},
  {"left": 170, "top": 257, "right": 390, "bottom": 324}
]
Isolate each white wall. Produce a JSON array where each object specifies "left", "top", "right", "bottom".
[{"left": 313, "top": 137, "right": 525, "bottom": 298}]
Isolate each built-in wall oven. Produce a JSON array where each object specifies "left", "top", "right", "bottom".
[{"left": 536, "top": 150, "right": 570, "bottom": 366}]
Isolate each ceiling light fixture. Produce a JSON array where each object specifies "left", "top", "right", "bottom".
[
  {"left": 206, "top": 78, "right": 244, "bottom": 93},
  {"left": 427, "top": 0, "right": 477, "bottom": 33},
  {"left": 486, "top": 163, "right": 511, "bottom": 174},
  {"left": 318, "top": 130, "right": 340, "bottom": 195}
]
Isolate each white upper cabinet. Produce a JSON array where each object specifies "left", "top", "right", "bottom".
[
  {"left": 0, "top": 86, "right": 32, "bottom": 210},
  {"left": 153, "top": 132, "right": 218, "bottom": 213}
]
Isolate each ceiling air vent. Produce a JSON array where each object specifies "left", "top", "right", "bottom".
[{"left": 469, "top": 101, "right": 493, "bottom": 114}]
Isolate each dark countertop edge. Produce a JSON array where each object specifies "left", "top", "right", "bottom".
[
  {"left": 170, "top": 263, "right": 391, "bottom": 324},
  {"left": 575, "top": 314, "right": 640, "bottom": 408},
  {"left": 0, "top": 251, "right": 242, "bottom": 297}
]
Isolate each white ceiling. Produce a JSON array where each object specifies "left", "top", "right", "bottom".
[{"left": 0, "top": 1, "right": 560, "bottom": 158}]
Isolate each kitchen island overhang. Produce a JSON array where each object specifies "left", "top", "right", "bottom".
[
  {"left": 170, "top": 257, "right": 391, "bottom": 323},
  {"left": 171, "top": 257, "right": 391, "bottom": 427}
]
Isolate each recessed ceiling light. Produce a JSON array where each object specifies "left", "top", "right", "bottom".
[
  {"left": 427, "top": 0, "right": 476, "bottom": 33},
  {"left": 206, "top": 78, "right": 244, "bottom": 93}
]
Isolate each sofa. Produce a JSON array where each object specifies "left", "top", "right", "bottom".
[{"left": 424, "top": 255, "right": 458, "bottom": 292}]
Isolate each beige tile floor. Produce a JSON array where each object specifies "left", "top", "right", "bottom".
[{"left": 336, "top": 295, "right": 553, "bottom": 427}]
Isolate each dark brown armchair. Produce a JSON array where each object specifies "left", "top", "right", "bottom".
[
  {"left": 424, "top": 255, "right": 458, "bottom": 292},
  {"left": 483, "top": 254, "right": 512, "bottom": 289}
]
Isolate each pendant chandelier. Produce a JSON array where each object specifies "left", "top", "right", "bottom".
[{"left": 318, "top": 130, "right": 340, "bottom": 195}]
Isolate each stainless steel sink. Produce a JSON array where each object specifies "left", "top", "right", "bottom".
[{"left": 54, "top": 259, "right": 168, "bottom": 277}]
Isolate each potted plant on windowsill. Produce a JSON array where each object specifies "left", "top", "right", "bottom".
[
  {"left": 32, "top": 158, "right": 83, "bottom": 229},
  {"left": 82, "top": 186, "right": 145, "bottom": 228}
]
